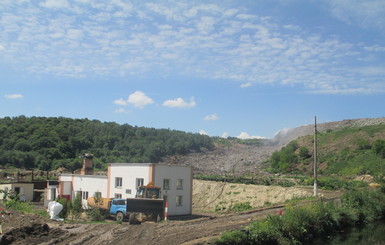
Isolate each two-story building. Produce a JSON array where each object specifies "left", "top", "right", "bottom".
[{"left": 49, "top": 154, "right": 193, "bottom": 216}]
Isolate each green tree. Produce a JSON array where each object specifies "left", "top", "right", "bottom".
[{"left": 373, "top": 140, "right": 385, "bottom": 158}]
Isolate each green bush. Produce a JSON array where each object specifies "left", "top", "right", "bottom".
[
  {"left": 86, "top": 207, "right": 106, "bottom": 221},
  {"left": 69, "top": 193, "right": 83, "bottom": 221},
  {"left": 57, "top": 198, "right": 70, "bottom": 218},
  {"left": 5, "top": 199, "right": 33, "bottom": 213},
  {"left": 248, "top": 216, "right": 289, "bottom": 245},
  {"left": 214, "top": 230, "right": 249, "bottom": 245},
  {"left": 229, "top": 202, "right": 252, "bottom": 212},
  {"left": 215, "top": 188, "right": 385, "bottom": 244}
]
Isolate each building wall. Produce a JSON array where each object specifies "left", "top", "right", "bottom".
[
  {"left": 72, "top": 175, "right": 108, "bottom": 207},
  {"left": 108, "top": 163, "right": 151, "bottom": 199},
  {"left": 153, "top": 165, "right": 193, "bottom": 216},
  {"left": 108, "top": 163, "right": 193, "bottom": 215},
  {"left": 0, "top": 184, "right": 11, "bottom": 200},
  {"left": 55, "top": 163, "right": 193, "bottom": 215},
  {"left": 0, "top": 183, "right": 34, "bottom": 201}
]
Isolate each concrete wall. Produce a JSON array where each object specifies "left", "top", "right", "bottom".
[
  {"left": 108, "top": 163, "right": 193, "bottom": 215},
  {"left": 72, "top": 175, "right": 108, "bottom": 207},
  {"left": 0, "top": 183, "right": 34, "bottom": 201},
  {"left": 153, "top": 165, "right": 193, "bottom": 216},
  {"left": 56, "top": 163, "right": 193, "bottom": 215},
  {"left": 0, "top": 184, "right": 11, "bottom": 200},
  {"left": 108, "top": 163, "right": 151, "bottom": 199}
]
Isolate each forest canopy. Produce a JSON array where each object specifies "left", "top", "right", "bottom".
[{"left": 0, "top": 116, "right": 214, "bottom": 171}]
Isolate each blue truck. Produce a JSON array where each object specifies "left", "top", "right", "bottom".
[{"left": 88, "top": 183, "right": 164, "bottom": 224}]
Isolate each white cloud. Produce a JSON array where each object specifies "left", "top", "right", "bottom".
[
  {"left": 1, "top": 1, "right": 384, "bottom": 94},
  {"left": 128, "top": 91, "right": 154, "bottom": 108},
  {"left": 162, "top": 97, "right": 196, "bottom": 108},
  {"left": 114, "top": 108, "right": 126, "bottom": 113},
  {"left": 326, "top": 0, "right": 385, "bottom": 30},
  {"left": 113, "top": 98, "right": 128, "bottom": 106},
  {"left": 4, "top": 94, "right": 23, "bottom": 99},
  {"left": 240, "top": 82, "right": 252, "bottom": 88},
  {"left": 221, "top": 132, "right": 230, "bottom": 138},
  {"left": 204, "top": 113, "right": 218, "bottom": 121},
  {"left": 113, "top": 91, "right": 154, "bottom": 108},
  {"left": 199, "top": 130, "right": 209, "bottom": 136},
  {"left": 364, "top": 45, "right": 385, "bottom": 52},
  {"left": 237, "top": 132, "right": 265, "bottom": 139},
  {"left": 40, "top": 0, "right": 69, "bottom": 9}
]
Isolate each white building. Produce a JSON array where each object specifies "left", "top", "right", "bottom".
[
  {"left": 0, "top": 182, "right": 34, "bottom": 201},
  {"left": 108, "top": 163, "right": 193, "bottom": 216},
  {"left": 49, "top": 156, "right": 193, "bottom": 216},
  {"left": 57, "top": 174, "right": 108, "bottom": 207}
]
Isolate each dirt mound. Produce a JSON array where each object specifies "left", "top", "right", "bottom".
[
  {"left": 0, "top": 223, "right": 67, "bottom": 245},
  {"left": 0, "top": 203, "right": 69, "bottom": 245}
]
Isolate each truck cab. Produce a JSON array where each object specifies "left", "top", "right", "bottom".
[{"left": 110, "top": 199, "right": 126, "bottom": 221}]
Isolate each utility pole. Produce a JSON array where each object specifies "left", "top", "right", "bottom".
[{"left": 313, "top": 116, "right": 318, "bottom": 196}]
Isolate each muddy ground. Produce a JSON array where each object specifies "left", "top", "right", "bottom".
[{"left": 0, "top": 180, "right": 339, "bottom": 245}]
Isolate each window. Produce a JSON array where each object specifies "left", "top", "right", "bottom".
[
  {"left": 176, "top": 195, "right": 183, "bottom": 206},
  {"left": 74, "top": 191, "right": 82, "bottom": 199},
  {"left": 136, "top": 178, "right": 144, "bottom": 187},
  {"left": 163, "top": 179, "right": 170, "bottom": 190},
  {"left": 114, "top": 193, "right": 122, "bottom": 199},
  {"left": 82, "top": 191, "right": 89, "bottom": 200},
  {"left": 14, "top": 187, "right": 20, "bottom": 194},
  {"left": 94, "top": 192, "right": 102, "bottom": 199},
  {"left": 163, "top": 195, "right": 168, "bottom": 204},
  {"left": 113, "top": 199, "right": 126, "bottom": 205},
  {"left": 126, "top": 189, "right": 131, "bottom": 194},
  {"left": 176, "top": 179, "right": 183, "bottom": 190},
  {"left": 115, "top": 177, "right": 122, "bottom": 188}
]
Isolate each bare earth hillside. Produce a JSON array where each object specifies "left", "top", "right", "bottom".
[{"left": 169, "top": 117, "right": 385, "bottom": 175}]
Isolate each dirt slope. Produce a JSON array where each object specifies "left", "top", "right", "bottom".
[
  {"left": 193, "top": 179, "right": 312, "bottom": 213},
  {"left": 168, "top": 117, "right": 385, "bottom": 176}
]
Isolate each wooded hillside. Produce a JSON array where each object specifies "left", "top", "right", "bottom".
[{"left": 0, "top": 116, "right": 214, "bottom": 171}]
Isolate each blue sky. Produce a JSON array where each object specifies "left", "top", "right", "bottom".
[{"left": 1, "top": 0, "right": 385, "bottom": 139}]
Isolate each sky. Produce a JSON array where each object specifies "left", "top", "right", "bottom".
[{"left": 1, "top": 0, "right": 385, "bottom": 139}]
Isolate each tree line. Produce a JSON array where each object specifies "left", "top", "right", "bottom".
[{"left": 0, "top": 116, "right": 214, "bottom": 171}]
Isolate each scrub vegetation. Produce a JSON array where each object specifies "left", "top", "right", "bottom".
[
  {"left": 268, "top": 124, "right": 385, "bottom": 177},
  {"left": 215, "top": 187, "right": 385, "bottom": 244}
]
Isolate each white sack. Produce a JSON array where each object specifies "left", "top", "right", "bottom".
[{"left": 47, "top": 201, "right": 64, "bottom": 221}]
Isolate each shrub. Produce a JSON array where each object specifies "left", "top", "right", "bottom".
[
  {"left": 248, "top": 217, "right": 288, "bottom": 245},
  {"left": 69, "top": 193, "right": 83, "bottom": 221},
  {"left": 57, "top": 197, "right": 70, "bottom": 218},
  {"left": 215, "top": 188, "right": 385, "bottom": 244},
  {"left": 86, "top": 207, "right": 106, "bottom": 221},
  {"left": 214, "top": 230, "right": 249, "bottom": 245},
  {"left": 229, "top": 202, "right": 252, "bottom": 212}
]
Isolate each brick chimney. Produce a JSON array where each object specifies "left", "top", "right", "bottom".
[{"left": 80, "top": 153, "right": 94, "bottom": 175}]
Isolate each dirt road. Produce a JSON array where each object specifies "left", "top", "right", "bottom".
[
  {"left": 1, "top": 181, "right": 339, "bottom": 245},
  {"left": 39, "top": 205, "right": 285, "bottom": 245}
]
